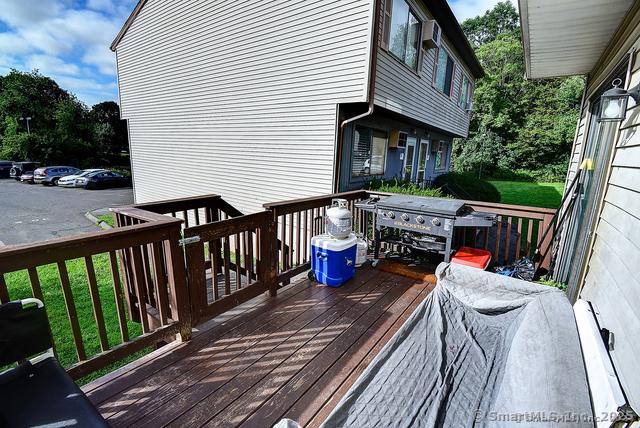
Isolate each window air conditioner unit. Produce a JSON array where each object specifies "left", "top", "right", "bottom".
[{"left": 422, "top": 20, "right": 441, "bottom": 49}]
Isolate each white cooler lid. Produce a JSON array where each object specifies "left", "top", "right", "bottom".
[{"left": 311, "top": 233, "right": 357, "bottom": 251}]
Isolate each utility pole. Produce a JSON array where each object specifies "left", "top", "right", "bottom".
[{"left": 19, "top": 116, "right": 32, "bottom": 134}]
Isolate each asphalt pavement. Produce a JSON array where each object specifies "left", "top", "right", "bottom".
[{"left": 0, "top": 179, "right": 134, "bottom": 245}]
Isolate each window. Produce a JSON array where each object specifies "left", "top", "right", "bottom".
[
  {"left": 352, "top": 125, "right": 387, "bottom": 177},
  {"left": 458, "top": 74, "right": 473, "bottom": 110},
  {"left": 434, "top": 141, "right": 448, "bottom": 170},
  {"left": 434, "top": 48, "right": 454, "bottom": 95},
  {"left": 384, "top": 0, "right": 421, "bottom": 70}
]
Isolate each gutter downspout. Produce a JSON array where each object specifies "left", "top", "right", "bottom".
[{"left": 334, "top": 0, "right": 382, "bottom": 193}]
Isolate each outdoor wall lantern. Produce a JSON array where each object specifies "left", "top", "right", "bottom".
[{"left": 599, "top": 78, "right": 640, "bottom": 121}]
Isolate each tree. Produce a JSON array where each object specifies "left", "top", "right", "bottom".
[
  {"left": 461, "top": 2, "right": 519, "bottom": 48},
  {"left": 0, "top": 70, "right": 129, "bottom": 168},
  {"left": 453, "top": 2, "right": 585, "bottom": 180},
  {"left": 90, "top": 101, "right": 128, "bottom": 165}
]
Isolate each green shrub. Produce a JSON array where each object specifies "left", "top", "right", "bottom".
[
  {"left": 365, "top": 178, "right": 445, "bottom": 198},
  {"left": 433, "top": 172, "right": 501, "bottom": 202},
  {"left": 536, "top": 278, "right": 567, "bottom": 291},
  {"left": 489, "top": 163, "right": 567, "bottom": 182}
]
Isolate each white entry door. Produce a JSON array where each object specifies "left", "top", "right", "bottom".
[
  {"left": 416, "top": 140, "right": 430, "bottom": 184},
  {"left": 402, "top": 137, "right": 417, "bottom": 181}
]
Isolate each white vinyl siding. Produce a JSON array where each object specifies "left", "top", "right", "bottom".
[
  {"left": 115, "top": 0, "right": 373, "bottom": 213},
  {"left": 374, "top": 0, "right": 473, "bottom": 137}
]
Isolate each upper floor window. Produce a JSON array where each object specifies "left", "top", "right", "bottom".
[
  {"left": 352, "top": 125, "right": 387, "bottom": 177},
  {"left": 434, "top": 48, "right": 454, "bottom": 95},
  {"left": 458, "top": 74, "right": 473, "bottom": 110},
  {"left": 383, "top": 0, "right": 421, "bottom": 70}
]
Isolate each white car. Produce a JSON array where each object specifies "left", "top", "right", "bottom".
[{"left": 57, "top": 169, "right": 105, "bottom": 188}]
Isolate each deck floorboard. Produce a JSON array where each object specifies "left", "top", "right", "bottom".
[{"left": 85, "top": 265, "right": 433, "bottom": 427}]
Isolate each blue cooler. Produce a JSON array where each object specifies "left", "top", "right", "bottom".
[{"left": 310, "top": 234, "right": 357, "bottom": 287}]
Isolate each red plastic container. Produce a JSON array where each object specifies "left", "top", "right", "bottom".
[{"left": 451, "top": 246, "right": 492, "bottom": 270}]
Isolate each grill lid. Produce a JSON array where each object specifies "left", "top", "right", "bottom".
[{"left": 377, "top": 195, "right": 466, "bottom": 216}]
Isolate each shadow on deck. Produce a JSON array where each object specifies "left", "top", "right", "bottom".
[{"left": 82, "top": 265, "right": 435, "bottom": 427}]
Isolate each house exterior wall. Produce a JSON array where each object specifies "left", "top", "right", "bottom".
[
  {"left": 373, "top": 0, "right": 474, "bottom": 138},
  {"left": 115, "top": 0, "right": 374, "bottom": 213},
  {"left": 339, "top": 114, "right": 453, "bottom": 191},
  {"left": 556, "top": 2, "right": 640, "bottom": 412}
]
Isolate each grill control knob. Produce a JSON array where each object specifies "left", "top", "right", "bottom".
[
  {"left": 431, "top": 218, "right": 441, "bottom": 226},
  {"left": 387, "top": 211, "right": 395, "bottom": 219},
  {"left": 401, "top": 213, "right": 410, "bottom": 221},
  {"left": 416, "top": 215, "right": 425, "bottom": 224}
]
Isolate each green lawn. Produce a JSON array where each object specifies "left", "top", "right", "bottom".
[
  {"left": 487, "top": 180, "right": 564, "bottom": 209},
  {"left": 4, "top": 254, "right": 147, "bottom": 384}
]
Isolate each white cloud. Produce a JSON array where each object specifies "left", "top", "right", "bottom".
[
  {"left": 0, "top": 0, "right": 134, "bottom": 106},
  {"left": 450, "top": 0, "right": 513, "bottom": 22},
  {"left": 87, "top": 0, "right": 117, "bottom": 14},
  {"left": 25, "top": 54, "right": 81, "bottom": 76}
]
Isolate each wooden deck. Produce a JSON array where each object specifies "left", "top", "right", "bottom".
[{"left": 83, "top": 265, "right": 434, "bottom": 427}]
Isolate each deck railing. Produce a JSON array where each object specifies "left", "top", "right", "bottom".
[
  {"left": 0, "top": 190, "right": 556, "bottom": 380},
  {"left": 0, "top": 214, "right": 190, "bottom": 380}
]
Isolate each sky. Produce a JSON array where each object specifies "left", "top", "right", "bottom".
[{"left": 0, "top": 0, "right": 509, "bottom": 108}]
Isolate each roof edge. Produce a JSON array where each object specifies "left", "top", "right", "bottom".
[
  {"left": 110, "top": 0, "right": 147, "bottom": 51},
  {"left": 518, "top": 0, "right": 533, "bottom": 79}
]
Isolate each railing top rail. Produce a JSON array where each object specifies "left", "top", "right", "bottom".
[
  {"left": 263, "top": 190, "right": 369, "bottom": 215},
  {"left": 111, "top": 206, "right": 183, "bottom": 223},
  {"left": 184, "top": 211, "right": 271, "bottom": 241},
  {"left": 462, "top": 200, "right": 556, "bottom": 216},
  {"left": 130, "top": 194, "right": 222, "bottom": 214},
  {"left": 0, "top": 219, "right": 182, "bottom": 273}
]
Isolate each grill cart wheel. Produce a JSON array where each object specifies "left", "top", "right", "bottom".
[{"left": 307, "top": 271, "right": 316, "bottom": 282}]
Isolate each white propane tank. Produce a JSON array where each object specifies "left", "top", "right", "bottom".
[
  {"left": 355, "top": 235, "right": 368, "bottom": 267},
  {"left": 325, "top": 198, "right": 352, "bottom": 239}
]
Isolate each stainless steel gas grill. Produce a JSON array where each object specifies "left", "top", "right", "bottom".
[{"left": 358, "top": 195, "right": 497, "bottom": 262}]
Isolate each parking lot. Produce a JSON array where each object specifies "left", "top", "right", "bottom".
[{"left": 0, "top": 179, "right": 134, "bottom": 245}]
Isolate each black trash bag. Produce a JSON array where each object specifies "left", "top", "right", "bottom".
[{"left": 494, "top": 257, "right": 535, "bottom": 282}]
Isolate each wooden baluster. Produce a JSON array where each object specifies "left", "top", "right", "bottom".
[
  {"left": 235, "top": 233, "right": 241, "bottom": 290},
  {"left": 151, "top": 242, "right": 169, "bottom": 325},
  {"left": 280, "top": 214, "right": 286, "bottom": 272},
  {"left": 212, "top": 237, "right": 220, "bottom": 301},
  {"left": 303, "top": 209, "right": 309, "bottom": 263},
  {"left": 0, "top": 274, "right": 9, "bottom": 304},
  {"left": 182, "top": 210, "right": 189, "bottom": 228},
  {"left": 84, "top": 256, "right": 109, "bottom": 352},
  {"left": 28, "top": 268, "right": 44, "bottom": 301},
  {"left": 194, "top": 208, "right": 200, "bottom": 226},
  {"left": 296, "top": 211, "right": 301, "bottom": 266},
  {"left": 495, "top": 217, "right": 502, "bottom": 264},
  {"left": 505, "top": 217, "right": 513, "bottom": 263},
  {"left": 288, "top": 213, "right": 294, "bottom": 270},
  {"left": 244, "top": 230, "right": 252, "bottom": 286},
  {"left": 526, "top": 219, "right": 534, "bottom": 257},
  {"left": 109, "top": 251, "right": 129, "bottom": 343},
  {"left": 57, "top": 261, "right": 87, "bottom": 361},
  {"left": 130, "top": 246, "right": 150, "bottom": 333},
  {"left": 142, "top": 244, "right": 156, "bottom": 308},
  {"left": 514, "top": 218, "right": 522, "bottom": 259},
  {"left": 223, "top": 236, "right": 231, "bottom": 296}
]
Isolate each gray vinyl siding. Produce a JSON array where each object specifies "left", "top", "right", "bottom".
[
  {"left": 373, "top": 0, "right": 473, "bottom": 137},
  {"left": 572, "top": 33, "right": 640, "bottom": 411},
  {"left": 115, "top": 0, "right": 373, "bottom": 213}
]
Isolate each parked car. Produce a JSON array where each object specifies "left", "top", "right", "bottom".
[
  {"left": 33, "top": 166, "right": 81, "bottom": 186},
  {"left": 0, "top": 160, "right": 13, "bottom": 178},
  {"left": 10, "top": 161, "right": 40, "bottom": 180},
  {"left": 20, "top": 171, "right": 35, "bottom": 184},
  {"left": 77, "top": 170, "right": 132, "bottom": 190},
  {"left": 58, "top": 169, "right": 106, "bottom": 188}
]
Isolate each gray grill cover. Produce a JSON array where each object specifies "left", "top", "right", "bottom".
[{"left": 320, "top": 263, "right": 593, "bottom": 427}]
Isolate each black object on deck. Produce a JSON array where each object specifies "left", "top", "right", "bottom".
[{"left": 0, "top": 300, "right": 108, "bottom": 428}]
